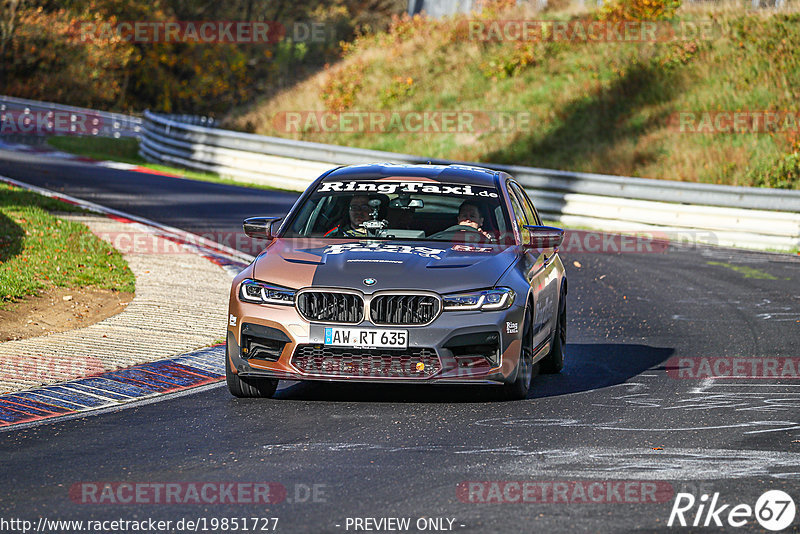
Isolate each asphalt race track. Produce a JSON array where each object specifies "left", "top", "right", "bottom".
[{"left": 1, "top": 147, "right": 799, "bottom": 533}]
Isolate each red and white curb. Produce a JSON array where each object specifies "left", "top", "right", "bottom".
[
  {"left": 0, "top": 345, "right": 226, "bottom": 431},
  {"left": 0, "top": 175, "right": 260, "bottom": 428},
  {"left": 0, "top": 140, "right": 182, "bottom": 178}
]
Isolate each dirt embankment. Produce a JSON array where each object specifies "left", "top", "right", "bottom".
[{"left": 0, "top": 287, "right": 133, "bottom": 342}]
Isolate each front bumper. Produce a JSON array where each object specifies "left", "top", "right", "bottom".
[{"left": 226, "top": 299, "right": 526, "bottom": 385}]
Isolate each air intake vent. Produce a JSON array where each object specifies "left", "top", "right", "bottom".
[
  {"left": 292, "top": 345, "right": 440, "bottom": 378},
  {"left": 240, "top": 322, "right": 290, "bottom": 361}
]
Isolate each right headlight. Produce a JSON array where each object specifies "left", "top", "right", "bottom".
[
  {"left": 442, "top": 287, "right": 515, "bottom": 311},
  {"left": 239, "top": 279, "right": 296, "bottom": 306}
]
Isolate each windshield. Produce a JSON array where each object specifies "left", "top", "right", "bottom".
[{"left": 283, "top": 179, "right": 511, "bottom": 242}]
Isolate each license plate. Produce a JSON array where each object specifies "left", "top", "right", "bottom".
[{"left": 324, "top": 327, "right": 408, "bottom": 349}]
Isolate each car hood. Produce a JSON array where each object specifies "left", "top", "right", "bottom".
[{"left": 252, "top": 238, "right": 517, "bottom": 293}]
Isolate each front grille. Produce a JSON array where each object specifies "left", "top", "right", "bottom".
[
  {"left": 370, "top": 294, "right": 441, "bottom": 325},
  {"left": 292, "top": 345, "right": 441, "bottom": 378},
  {"left": 296, "top": 291, "right": 363, "bottom": 323}
]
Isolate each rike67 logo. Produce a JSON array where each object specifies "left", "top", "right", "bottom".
[{"left": 668, "top": 490, "right": 796, "bottom": 531}]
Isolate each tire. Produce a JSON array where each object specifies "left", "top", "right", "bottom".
[
  {"left": 502, "top": 306, "right": 534, "bottom": 400},
  {"left": 226, "top": 351, "right": 279, "bottom": 398},
  {"left": 540, "top": 289, "right": 566, "bottom": 374}
]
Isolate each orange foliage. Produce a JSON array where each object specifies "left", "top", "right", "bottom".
[{"left": 598, "top": 0, "right": 682, "bottom": 22}]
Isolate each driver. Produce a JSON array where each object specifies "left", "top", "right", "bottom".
[
  {"left": 324, "top": 195, "right": 372, "bottom": 237},
  {"left": 454, "top": 200, "right": 493, "bottom": 241}
]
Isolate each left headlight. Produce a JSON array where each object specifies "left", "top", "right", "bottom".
[
  {"left": 442, "top": 287, "right": 515, "bottom": 311},
  {"left": 239, "top": 279, "right": 296, "bottom": 306}
]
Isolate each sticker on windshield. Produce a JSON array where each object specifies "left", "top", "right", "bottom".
[{"left": 318, "top": 180, "right": 498, "bottom": 197}]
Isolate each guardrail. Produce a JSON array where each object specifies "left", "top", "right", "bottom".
[
  {"left": 140, "top": 110, "right": 800, "bottom": 251},
  {"left": 0, "top": 95, "right": 142, "bottom": 138}
]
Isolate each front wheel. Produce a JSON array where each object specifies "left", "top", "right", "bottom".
[
  {"left": 226, "top": 351, "right": 278, "bottom": 398},
  {"left": 540, "top": 290, "right": 566, "bottom": 374},
  {"left": 502, "top": 306, "right": 534, "bottom": 400}
]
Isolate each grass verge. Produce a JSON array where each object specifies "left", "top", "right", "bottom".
[
  {"left": 46, "top": 136, "right": 283, "bottom": 192},
  {"left": 0, "top": 183, "right": 135, "bottom": 308}
]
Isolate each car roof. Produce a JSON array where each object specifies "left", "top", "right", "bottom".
[{"left": 321, "top": 163, "right": 503, "bottom": 187}]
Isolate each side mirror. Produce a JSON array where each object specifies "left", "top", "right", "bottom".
[
  {"left": 243, "top": 217, "right": 281, "bottom": 239},
  {"left": 522, "top": 225, "right": 564, "bottom": 249}
]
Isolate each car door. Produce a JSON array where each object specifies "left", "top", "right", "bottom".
[{"left": 508, "top": 181, "right": 559, "bottom": 348}]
